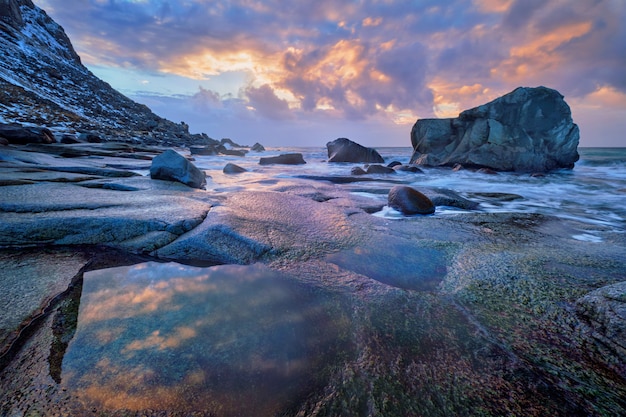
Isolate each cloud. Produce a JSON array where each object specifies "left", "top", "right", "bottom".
[
  {"left": 244, "top": 84, "right": 293, "bottom": 120},
  {"left": 36, "top": 0, "right": 626, "bottom": 146}
]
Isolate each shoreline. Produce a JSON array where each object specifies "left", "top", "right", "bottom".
[{"left": 1, "top": 142, "right": 625, "bottom": 416}]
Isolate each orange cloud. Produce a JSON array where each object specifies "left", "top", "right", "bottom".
[
  {"left": 495, "top": 21, "right": 594, "bottom": 84},
  {"left": 473, "top": 0, "right": 513, "bottom": 13}
]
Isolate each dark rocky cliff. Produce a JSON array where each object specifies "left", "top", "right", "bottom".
[{"left": 0, "top": 0, "right": 215, "bottom": 145}]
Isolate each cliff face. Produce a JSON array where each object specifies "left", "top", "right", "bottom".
[{"left": 0, "top": 0, "right": 214, "bottom": 145}]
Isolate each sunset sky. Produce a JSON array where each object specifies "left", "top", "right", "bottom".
[{"left": 36, "top": 0, "right": 626, "bottom": 147}]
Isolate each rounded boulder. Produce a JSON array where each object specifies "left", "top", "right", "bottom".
[{"left": 388, "top": 186, "right": 435, "bottom": 215}]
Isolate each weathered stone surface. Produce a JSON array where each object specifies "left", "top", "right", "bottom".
[
  {"left": 327, "top": 137, "right": 384, "bottom": 163},
  {"left": 388, "top": 185, "right": 435, "bottom": 215},
  {"left": 410, "top": 86, "right": 580, "bottom": 172},
  {"left": 259, "top": 153, "right": 306, "bottom": 165},
  {"left": 150, "top": 149, "right": 207, "bottom": 189},
  {"left": 576, "top": 281, "right": 626, "bottom": 377},
  {"left": 0, "top": 248, "right": 91, "bottom": 358}
]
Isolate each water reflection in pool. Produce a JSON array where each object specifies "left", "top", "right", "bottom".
[{"left": 61, "top": 262, "right": 353, "bottom": 416}]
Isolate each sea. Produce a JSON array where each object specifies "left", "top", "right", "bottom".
[{"left": 184, "top": 147, "right": 626, "bottom": 241}]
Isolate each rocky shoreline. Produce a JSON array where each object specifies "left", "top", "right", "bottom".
[{"left": 1, "top": 140, "right": 625, "bottom": 416}]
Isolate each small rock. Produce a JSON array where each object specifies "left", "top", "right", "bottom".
[
  {"left": 190, "top": 146, "right": 218, "bottom": 155},
  {"left": 477, "top": 168, "right": 498, "bottom": 175},
  {"left": 251, "top": 142, "right": 266, "bottom": 152},
  {"left": 259, "top": 153, "right": 306, "bottom": 165},
  {"left": 223, "top": 163, "right": 247, "bottom": 174},
  {"left": 394, "top": 164, "right": 424, "bottom": 173},
  {"left": 60, "top": 134, "right": 80, "bottom": 144},
  {"left": 387, "top": 161, "right": 402, "bottom": 168},
  {"left": 220, "top": 148, "right": 248, "bottom": 157},
  {"left": 79, "top": 132, "right": 102, "bottom": 143},
  {"left": 351, "top": 166, "right": 367, "bottom": 175},
  {"left": 388, "top": 185, "right": 435, "bottom": 215},
  {"left": 365, "top": 164, "right": 396, "bottom": 174},
  {"left": 150, "top": 149, "right": 207, "bottom": 189}
]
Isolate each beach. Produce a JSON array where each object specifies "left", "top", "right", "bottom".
[{"left": 0, "top": 144, "right": 625, "bottom": 416}]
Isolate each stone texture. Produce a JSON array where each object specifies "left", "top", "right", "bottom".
[
  {"left": 410, "top": 86, "right": 580, "bottom": 172},
  {"left": 327, "top": 138, "right": 384, "bottom": 163},
  {"left": 576, "top": 281, "right": 626, "bottom": 377},
  {"left": 150, "top": 149, "right": 207, "bottom": 189}
]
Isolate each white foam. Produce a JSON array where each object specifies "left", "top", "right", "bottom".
[{"left": 571, "top": 233, "right": 603, "bottom": 243}]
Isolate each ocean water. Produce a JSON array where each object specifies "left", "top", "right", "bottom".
[{"left": 186, "top": 146, "right": 626, "bottom": 238}]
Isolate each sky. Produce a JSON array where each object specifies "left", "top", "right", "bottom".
[{"left": 36, "top": 0, "right": 626, "bottom": 147}]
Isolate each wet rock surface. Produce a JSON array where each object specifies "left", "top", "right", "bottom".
[
  {"left": 388, "top": 185, "right": 436, "bottom": 215},
  {"left": 1, "top": 143, "right": 625, "bottom": 417}
]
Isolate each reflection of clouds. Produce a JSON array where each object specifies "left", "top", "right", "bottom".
[
  {"left": 63, "top": 262, "right": 353, "bottom": 415},
  {"left": 122, "top": 326, "right": 197, "bottom": 353}
]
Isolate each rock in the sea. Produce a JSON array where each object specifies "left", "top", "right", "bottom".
[
  {"left": 150, "top": 149, "right": 207, "bottom": 189},
  {"left": 388, "top": 185, "right": 435, "bottom": 215},
  {"left": 409, "top": 86, "right": 580, "bottom": 172},
  {"left": 0, "top": 123, "right": 55, "bottom": 144},
  {"left": 259, "top": 153, "right": 306, "bottom": 165},
  {"left": 327, "top": 138, "right": 384, "bottom": 163},
  {"left": 251, "top": 142, "right": 266, "bottom": 152},
  {"left": 394, "top": 164, "right": 424, "bottom": 173},
  {"left": 351, "top": 166, "right": 367, "bottom": 175},
  {"left": 365, "top": 164, "right": 396, "bottom": 174},
  {"left": 190, "top": 145, "right": 219, "bottom": 156},
  {"left": 223, "top": 163, "right": 247, "bottom": 174}
]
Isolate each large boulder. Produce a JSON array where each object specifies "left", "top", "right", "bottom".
[
  {"left": 409, "top": 87, "right": 580, "bottom": 172},
  {"left": 327, "top": 138, "right": 384, "bottom": 163},
  {"left": 150, "top": 149, "right": 207, "bottom": 189}
]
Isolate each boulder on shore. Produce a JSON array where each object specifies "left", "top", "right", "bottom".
[
  {"left": 327, "top": 138, "right": 384, "bottom": 163},
  {"left": 409, "top": 86, "right": 580, "bottom": 172},
  {"left": 388, "top": 185, "right": 435, "bottom": 215},
  {"left": 150, "top": 149, "right": 207, "bottom": 189}
]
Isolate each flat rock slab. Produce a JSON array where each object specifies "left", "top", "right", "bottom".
[
  {"left": 0, "top": 180, "right": 212, "bottom": 250},
  {"left": 0, "top": 248, "right": 91, "bottom": 357}
]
